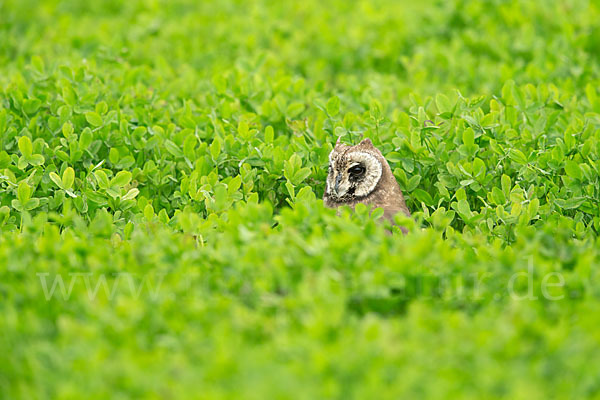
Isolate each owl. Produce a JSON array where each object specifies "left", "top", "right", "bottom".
[{"left": 323, "top": 137, "right": 411, "bottom": 230}]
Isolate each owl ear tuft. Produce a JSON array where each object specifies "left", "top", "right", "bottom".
[
  {"left": 360, "top": 138, "right": 374, "bottom": 147},
  {"left": 335, "top": 136, "right": 342, "bottom": 147}
]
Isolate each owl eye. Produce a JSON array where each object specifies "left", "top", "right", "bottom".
[{"left": 348, "top": 165, "right": 366, "bottom": 175}]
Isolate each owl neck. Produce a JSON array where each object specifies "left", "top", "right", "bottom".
[{"left": 375, "top": 163, "right": 406, "bottom": 199}]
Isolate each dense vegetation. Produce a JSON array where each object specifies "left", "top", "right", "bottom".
[{"left": 2, "top": 0, "right": 600, "bottom": 398}]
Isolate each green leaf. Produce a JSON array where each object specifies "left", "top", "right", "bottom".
[
  {"left": 457, "top": 199, "right": 472, "bottom": 216},
  {"left": 326, "top": 96, "right": 340, "bottom": 117},
  {"left": 462, "top": 115, "right": 479, "bottom": 128},
  {"left": 512, "top": 84, "right": 526, "bottom": 110},
  {"left": 144, "top": 204, "right": 155, "bottom": 221},
  {"left": 79, "top": 128, "right": 93, "bottom": 150},
  {"left": 237, "top": 120, "right": 249, "bottom": 137},
  {"left": 95, "top": 101, "right": 108, "bottom": 115},
  {"left": 11, "top": 199, "right": 23, "bottom": 212},
  {"left": 413, "top": 189, "right": 433, "bottom": 205},
  {"left": 164, "top": 140, "right": 184, "bottom": 158},
  {"left": 296, "top": 186, "right": 315, "bottom": 202},
  {"left": 24, "top": 198, "right": 40, "bottom": 211},
  {"left": 564, "top": 160, "right": 582, "bottom": 180},
  {"left": 284, "top": 154, "right": 302, "bottom": 182},
  {"left": 0, "top": 111, "right": 5, "bottom": 136},
  {"left": 501, "top": 174, "right": 511, "bottom": 197},
  {"left": 227, "top": 175, "right": 242, "bottom": 195},
  {"left": 28, "top": 154, "right": 45, "bottom": 166},
  {"left": 462, "top": 128, "right": 474, "bottom": 147},
  {"left": 17, "top": 181, "right": 32, "bottom": 204},
  {"left": 285, "top": 181, "right": 295, "bottom": 199},
  {"left": 116, "top": 156, "right": 135, "bottom": 170},
  {"left": 371, "top": 207, "right": 385, "bottom": 220},
  {"left": 472, "top": 158, "right": 486, "bottom": 177},
  {"left": 586, "top": 83, "right": 599, "bottom": 110},
  {"left": 17, "top": 156, "right": 28, "bottom": 170},
  {"left": 110, "top": 171, "right": 132, "bottom": 188},
  {"left": 109, "top": 148, "right": 120, "bottom": 164},
  {"left": 18, "top": 136, "right": 33, "bottom": 157},
  {"left": 355, "top": 202, "right": 367, "bottom": 216},
  {"left": 0, "top": 205, "right": 10, "bottom": 223},
  {"left": 369, "top": 100, "right": 382, "bottom": 120},
  {"left": 95, "top": 170, "right": 110, "bottom": 189},
  {"left": 431, "top": 207, "right": 455, "bottom": 229},
  {"left": 210, "top": 184, "right": 229, "bottom": 212},
  {"left": 509, "top": 149, "right": 528, "bottom": 164},
  {"left": 501, "top": 80, "right": 515, "bottom": 104},
  {"left": 85, "top": 190, "right": 107, "bottom": 205},
  {"left": 23, "top": 98, "right": 41, "bottom": 114},
  {"left": 122, "top": 188, "right": 140, "bottom": 201},
  {"left": 528, "top": 198, "right": 539, "bottom": 218},
  {"left": 292, "top": 167, "right": 312, "bottom": 185},
  {"left": 85, "top": 111, "right": 103, "bottom": 127},
  {"left": 49, "top": 172, "right": 63, "bottom": 189},
  {"left": 407, "top": 175, "right": 421, "bottom": 191},
  {"left": 264, "top": 126, "right": 274, "bottom": 143},
  {"left": 62, "top": 122, "right": 74, "bottom": 137},
  {"left": 31, "top": 55, "right": 45, "bottom": 73},
  {"left": 62, "top": 86, "right": 76, "bottom": 106},
  {"left": 55, "top": 150, "right": 70, "bottom": 163},
  {"left": 73, "top": 195, "right": 87, "bottom": 210},
  {"left": 62, "top": 167, "right": 75, "bottom": 190},
  {"left": 0, "top": 151, "right": 10, "bottom": 169},
  {"left": 210, "top": 139, "right": 221, "bottom": 160},
  {"left": 555, "top": 197, "right": 586, "bottom": 210},
  {"left": 106, "top": 188, "right": 120, "bottom": 199},
  {"left": 124, "top": 222, "right": 134, "bottom": 238},
  {"left": 435, "top": 93, "right": 452, "bottom": 113},
  {"left": 183, "top": 134, "right": 197, "bottom": 159},
  {"left": 386, "top": 152, "right": 403, "bottom": 163},
  {"left": 491, "top": 187, "right": 506, "bottom": 205},
  {"left": 286, "top": 102, "right": 305, "bottom": 118}
]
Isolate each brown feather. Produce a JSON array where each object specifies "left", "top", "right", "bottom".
[{"left": 323, "top": 138, "right": 411, "bottom": 232}]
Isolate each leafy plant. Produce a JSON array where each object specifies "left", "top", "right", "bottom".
[{"left": 1, "top": 0, "right": 600, "bottom": 398}]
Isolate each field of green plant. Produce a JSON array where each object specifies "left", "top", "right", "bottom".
[{"left": 2, "top": 0, "right": 600, "bottom": 398}]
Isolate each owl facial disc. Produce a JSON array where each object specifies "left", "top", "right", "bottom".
[{"left": 326, "top": 151, "right": 382, "bottom": 199}]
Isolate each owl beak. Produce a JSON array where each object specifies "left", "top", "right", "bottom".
[{"left": 334, "top": 173, "right": 343, "bottom": 195}]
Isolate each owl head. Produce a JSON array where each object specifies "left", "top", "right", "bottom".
[{"left": 325, "top": 137, "right": 386, "bottom": 201}]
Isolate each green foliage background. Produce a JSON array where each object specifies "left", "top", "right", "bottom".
[{"left": 1, "top": 0, "right": 600, "bottom": 398}]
